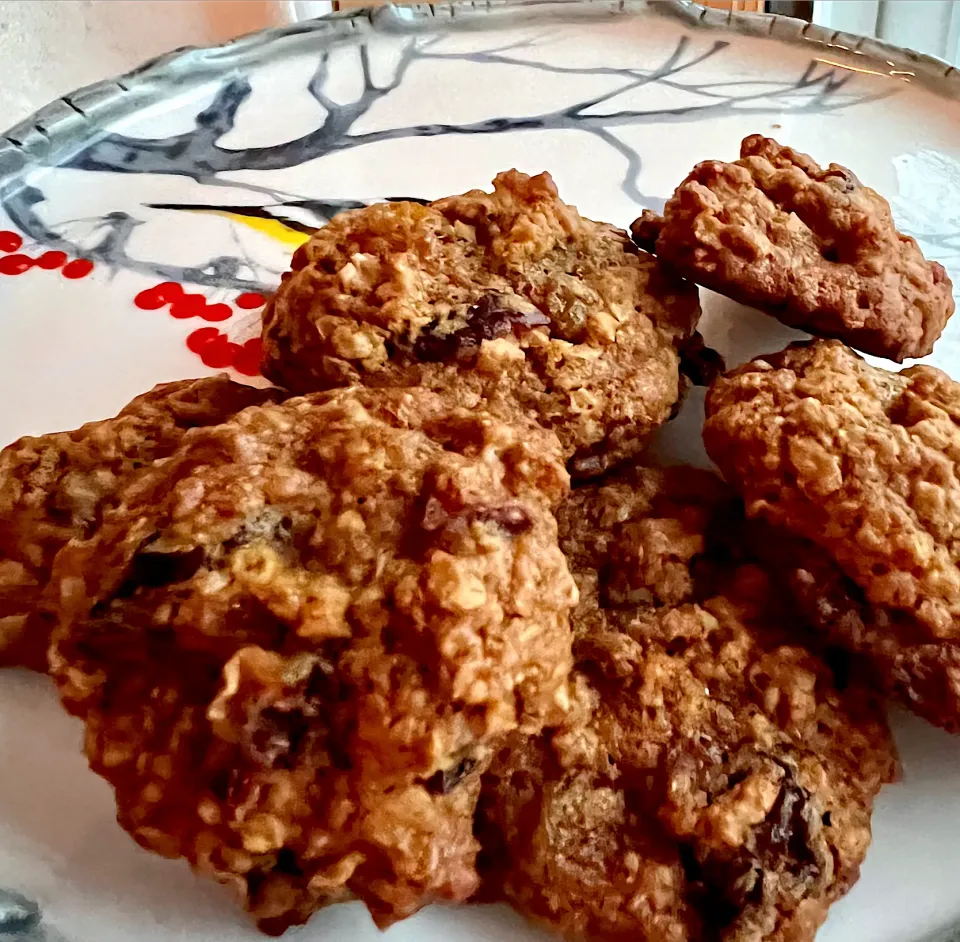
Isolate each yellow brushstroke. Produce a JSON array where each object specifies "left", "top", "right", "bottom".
[{"left": 176, "top": 207, "right": 312, "bottom": 249}]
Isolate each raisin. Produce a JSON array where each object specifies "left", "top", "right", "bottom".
[
  {"left": 470, "top": 505, "right": 533, "bottom": 535},
  {"left": 755, "top": 781, "right": 816, "bottom": 870},
  {"left": 425, "top": 756, "right": 478, "bottom": 795},
  {"left": 274, "top": 848, "right": 304, "bottom": 876},
  {"left": 413, "top": 292, "right": 549, "bottom": 362},
  {"left": 131, "top": 545, "right": 206, "bottom": 588},
  {"left": 420, "top": 498, "right": 533, "bottom": 538},
  {"left": 237, "top": 658, "right": 343, "bottom": 769},
  {"left": 570, "top": 449, "right": 606, "bottom": 479},
  {"left": 244, "top": 701, "right": 313, "bottom": 768},
  {"left": 676, "top": 845, "right": 741, "bottom": 930}
]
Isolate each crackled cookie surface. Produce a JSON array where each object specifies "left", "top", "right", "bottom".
[
  {"left": 49, "top": 387, "right": 577, "bottom": 934},
  {"left": 705, "top": 338, "right": 960, "bottom": 731},
  {"left": 0, "top": 375, "right": 277, "bottom": 671},
  {"left": 261, "top": 170, "right": 701, "bottom": 476},
  {"left": 478, "top": 465, "right": 896, "bottom": 942},
  {"left": 633, "top": 135, "right": 953, "bottom": 361}
]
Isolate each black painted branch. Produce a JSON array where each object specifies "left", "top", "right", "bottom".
[
  {"left": 71, "top": 78, "right": 254, "bottom": 177},
  {"left": 308, "top": 50, "right": 336, "bottom": 111},
  {"left": 338, "top": 86, "right": 886, "bottom": 151},
  {"left": 2, "top": 33, "right": 897, "bottom": 289},
  {"left": 582, "top": 126, "right": 647, "bottom": 206},
  {"left": 57, "top": 35, "right": 882, "bottom": 183},
  {"left": 3, "top": 185, "right": 274, "bottom": 292},
  {"left": 560, "top": 35, "right": 696, "bottom": 116}
]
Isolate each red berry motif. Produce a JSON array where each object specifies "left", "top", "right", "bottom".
[
  {"left": 186, "top": 327, "right": 222, "bottom": 354},
  {"left": 200, "top": 303, "right": 232, "bottom": 323},
  {"left": 235, "top": 292, "right": 266, "bottom": 309},
  {"left": 154, "top": 282, "right": 183, "bottom": 303},
  {"left": 134, "top": 287, "right": 166, "bottom": 310},
  {"left": 169, "top": 294, "right": 207, "bottom": 319},
  {"left": 232, "top": 338, "right": 263, "bottom": 376},
  {"left": 183, "top": 329, "right": 263, "bottom": 377},
  {"left": 136, "top": 282, "right": 184, "bottom": 309},
  {"left": 0, "top": 237, "right": 98, "bottom": 278},
  {"left": 131, "top": 279, "right": 265, "bottom": 376},
  {"left": 62, "top": 259, "right": 94, "bottom": 279},
  {"left": 0, "top": 254, "right": 33, "bottom": 275},
  {"left": 0, "top": 231, "right": 23, "bottom": 253},
  {"left": 134, "top": 281, "right": 239, "bottom": 325},
  {"left": 201, "top": 339, "right": 241, "bottom": 369},
  {"left": 36, "top": 251, "right": 67, "bottom": 270}
]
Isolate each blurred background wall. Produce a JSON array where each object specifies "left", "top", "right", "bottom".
[{"left": 0, "top": 1, "right": 294, "bottom": 128}]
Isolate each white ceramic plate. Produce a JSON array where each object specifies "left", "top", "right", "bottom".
[{"left": 2, "top": 3, "right": 960, "bottom": 940}]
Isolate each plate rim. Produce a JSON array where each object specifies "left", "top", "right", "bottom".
[{"left": 1, "top": 0, "right": 959, "bottom": 190}]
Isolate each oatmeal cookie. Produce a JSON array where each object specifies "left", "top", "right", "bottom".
[
  {"left": 49, "top": 387, "right": 577, "bottom": 934},
  {"left": 705, "top": 338, "right": 960, "bottom": 731},
  {"left": 261, "top": 170, "right": 701, "bottom": 476},
  {"left": 633, "top": 135, "right": 953, "bottom": 361},
  {"left": 478, "top": 465, "right": 896, "bottom": 942},
  {"left": 748, "top": 522, "right": 960, "bottom": 737},
  {"left": 0, "top": 376, "right": 277, "bottom": 671}
]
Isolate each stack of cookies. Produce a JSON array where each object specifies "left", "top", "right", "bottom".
[{"left": 1, "top": 140, "right": 956, "bottom": 942}]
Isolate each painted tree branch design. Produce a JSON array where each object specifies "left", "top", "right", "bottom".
[{"left": 2, "top": 32, "right": 891, "bottom": 290}]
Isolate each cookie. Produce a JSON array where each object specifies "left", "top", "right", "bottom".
[
  {"left": 0, "top": 376, "right": 277, "bottom": 671},
  {"left": 261, "top": 170, "right": 701, "bottom": 476},
  {"left": 478, "top": 465, "right": 896, "bottom": 942},
  {"left": 705, "top": 338, "right": 960, "bottom": 731},
  {"left": 48, "top": 387, "right": 577, "bottom": 934},
  {"left": 633, "top": 135, "right": 953, "bottom": 361},
  {"left": 747, "top": 520, "right": 960, "bottom": 738}
]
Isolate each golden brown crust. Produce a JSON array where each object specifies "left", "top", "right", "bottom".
[
  {"left": 748, "top": 524, "right": 960, "bottom": 734},
  {"left": 0, "top": 376, "right": 278, "bottom": 670},
  {"left": 48, "top": 387, "right": 577, "bottom": 933},
  {"left": 478, "top": 465, "right": 896, "bottom": 942},
  {"left": 633, "top": 135, "right": 953, "bottom": 361},
  {"left": 705, "top": 338, "right": 960, "bottom": 730},
  {"left": 261, "top": 170, "right": 701, "bottom": 476}
]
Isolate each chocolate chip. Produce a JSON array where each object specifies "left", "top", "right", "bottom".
[
  {"left": 425, "top": 756, "right": 478, "bottom": 795},
  {"left": 413, "top": 292, "right": 549, "bottom": 362}
]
